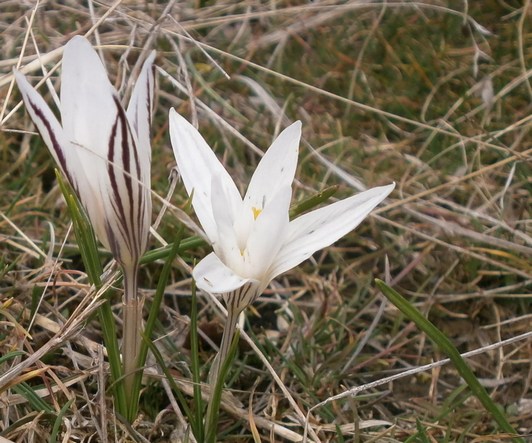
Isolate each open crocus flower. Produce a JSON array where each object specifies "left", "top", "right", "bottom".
[
  {"left": 15, "top": 36, "right": 155, "bottom": 397},
  {"left": 15, "top": 36, "right": 155, "bottom": 272},
  {"left": 170, "top": 108, "right": 394, "bottom": 382},
  {"left": 170, "top": 110, "right": 394, "bottom": 311}
]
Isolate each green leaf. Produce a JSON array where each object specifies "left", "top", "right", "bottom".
[
  {"left": 130, "top": 231, "right": 183, "bottom": 421},
  {"left": 205, "top": 329, "right": 240, "bottom": 443},
  {"left": 0, "top": 350, "right": 26, "bottom": 365},
  {"left": 56, "top": 171, "right": 127, "bottom": 416},
  {"left": 375, "top": 279, "right": 523, "bottom": 443},
  {"left": 139, "top": 236, "right": 206, "bottom": 265},
  {"left": 189, "top": 280, "right": 204, "bottom": 442},
  {"left": 12, "top": 382, "right": 53, "bottom": 413},
  {"left": 143, "top": 333, "right": 193, "bottom": 420},
  {"left": 50, "top": 398, "right": 74, "bottom": 443},
  {"left": 290, "top": 185, "right": 339, "bottom": 219}
]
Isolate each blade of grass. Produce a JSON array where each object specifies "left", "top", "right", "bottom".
[
  {"left": 129, "top": 229, "right": 184, "bottom": 421},
  {"left": 143, "top": 333, "right": 193, "bottom": 420},
  {"left": 404, "top": 420, "right": 431, "bottom": 443},
  {"left": 375, "top": 279, "right": 523, "bottom": 443},
  {"left": 12, "top": 382, "right": 53, "bottom": 413},
  {"left": 30, "top": 285, "right": 43, "bottom": 322},
  {"left": 139, "top": 236, "right": 206, "bottom": 265},
  {"left": 56, "top": 171, "right": 127, "bottom": 416},
  {"left": 0, "top": 256, "right": 20, "bottom": 281},
  {"left": 50, "top": 398, "right": 74, "bottom": 443},
  {"left": 289, "top": 185, "right": 339, "bottom": 219},
  {"left": 57, "top": 182, "right": 101, "bottom": 284},
  {"left": 0, "top": 412, "right": 54, "bottom": 437},
  {"left": 189, "top": 279, "right": 204, "bottom": 442},
  {"left": 0, "top": 351, "right": 26, "bottom": 365},
  {"left": 55, "top": 236, "right": 205, "bottom": 265},
  {"left": 205, "top": 329, "right": 240, "bottom": 443}
]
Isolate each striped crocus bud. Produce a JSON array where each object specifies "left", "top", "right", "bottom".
[{"left": 15, "top": 36, "right": 155, "bottom": 270}]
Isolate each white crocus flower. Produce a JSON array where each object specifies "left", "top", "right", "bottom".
[
  {"left": 15, "top": 36, "right": 155, "bottom": 395},
  {"left": 169, "top": 109, "right": 395, "bottom": 382},
  {"left": 15, "top": 36, "right": 154, "bottom": 271}
]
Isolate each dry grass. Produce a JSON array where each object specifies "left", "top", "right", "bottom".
[{"left": 0, "top": 1, "right": 531, "bottom": 442}]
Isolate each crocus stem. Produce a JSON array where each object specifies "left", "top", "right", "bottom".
[
  {"left": 122, "top": 263, "right": 141, "bottom": 411},
  {"left": 214, "top": 306, "right": 240, "bottom": 386},
  {"left": 205, "top": 305, "right": 242, "bottom": 437}
]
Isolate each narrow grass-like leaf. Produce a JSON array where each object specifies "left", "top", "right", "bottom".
[
  {"left": 334, "top": 424, "right": 345, "bottom": 443},
  {"left": 403, "top": 420, "right": 431, "bottom": 443},
  {"left": 289, "top": 185, "right": 338, "bottom": 219},
  {"left": 0, "top": 350, "right": 25, "bottom": 365},
  {"left": 55, "top": 236, "right": 205, "bottom": 265},
  {"left": 130, "top": 231, "right": 183, "bottom": 421},
  {"left": 139, "top": 237, "right": 206, "bottom": 265},
  {"left": 5, "top": 182, "right": 30, "bottom": 215},
  {"left": 30, "top": 285, "right": 43, "bottom": 323},
  {"left": 12, "top": 382, "right": 53, "bottom": 413},
  {"left": 0, "top": 256, "right": 20, "bottom": 281},
  {"left": 56, "top": 172, "right": 102, "bottom": 284},
  {"left": 375, "top": 279, "right": 523, "bottom": 443},
  {"left": 143, "top": 334, "right": 193, "bottom": 420},
  {"left": 50, "top": 398, "right": 74, "bottom": 443},
  {"left": 437, "top": 384, "right": 469, "bottom": 422},
  {"left": 114, "top": 414, "right": 149, "bottom": 443},
  {"left": 205, "top": 329, "right": 240, "bottom": 443},
  {"left": 0, "top": 412, "right": 55, "bottom": 437},
  {"left": 189, "top": 280, "right": 204, "bottom": 442},
  {"left": 56, "top": 171, "right": 127, "bottom": 416}
]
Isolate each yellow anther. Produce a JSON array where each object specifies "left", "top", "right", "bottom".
[{"left": 252, "top": 207, "right": 262, "bottom": 220}]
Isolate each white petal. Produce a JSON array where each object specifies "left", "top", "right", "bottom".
[
  {"left": 245, "top": 186, "right": 291, "bottom": 278},
  {"left": 127, "top": 50, "right": 156, "bottom": 176},
  {"left": 169, "top": 109, "right": 241, "bottom": 242},
  {"left": 60, "top": 36, "right": 119, "bottom": 168},
  {"left": 14, "top": 70, "right": 113, "bottom": 254},
  {"left": 14, "top": 71, "right": 88, "bottom": 192},
  {"left": 243, "top": 121, "right": 301, "bottom": 212},
  {"left": 193, "top": 252, "right": 258, "bottom": 294},
  {"left": 125, "top": 50, "right": 156, "bottom": 258},
  {"left": 268, "top": 183, "right": 395, "bottom": 280},
  {"left": 210, "top": 174, "right": 242, "bottom": 265},
  {"left": 59, "top": 37, "right": 122, "bottom": 254}
]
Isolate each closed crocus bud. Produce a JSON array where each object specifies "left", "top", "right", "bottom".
[
  {"left": 16, "top": 36, "right": 156, "bottom": 403},
  {"left": 15, "top": 35, "right": 155, "bottom": 271}
]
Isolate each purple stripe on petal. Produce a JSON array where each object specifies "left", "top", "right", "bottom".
[
  {"left": 224, "top": 283, "right": 258, "bottom": 314},
  {"left": 26, "top": 98, "right": 76, "bottom": 191},
  {"left": 147, "top": 65, "right": 154, "bottom": 126},
  {"left": 105, "top": 219, "right": 121, "bottom": 260},
  {"left": 115, "top": 97, "right": 141, "bottom": 259},
  {"left": 107, "top": 105, "right": 134, "bottom": 263}
]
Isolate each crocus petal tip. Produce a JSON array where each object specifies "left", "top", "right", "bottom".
[
  {"left": 286, "top": 120, "right": 302, "bottom": 137},
  {"left": 13, "top": 70, "right": 29, "bottom": 89},
  {"left": 64, "top": 35, "right": 93, "bottom": 54},
  {"left": 169, "top": 108, "right": 188, "bottom": 127}
]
